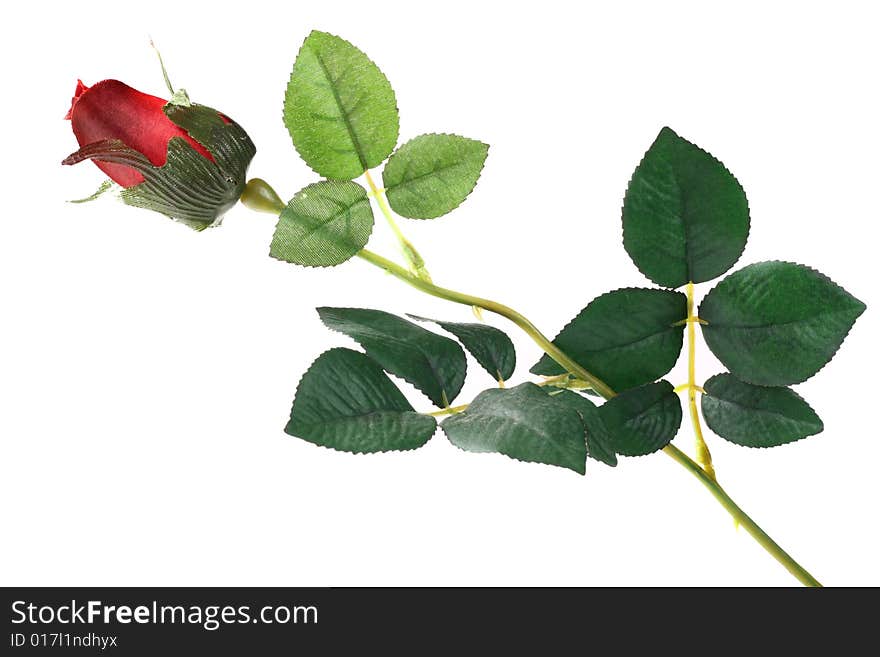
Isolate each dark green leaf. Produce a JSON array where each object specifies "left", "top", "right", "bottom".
[
  {"left": 408, "top": 315, "right": 515, "bottom": 381},
  {"left": 622, "top": 127, "right": 750, "bottom": 288},
  {"left": 551, "top": 390, "right": 618, "bottom": 467},
  {"left": 286, "top": 348, "right": 437, "bottom": 453},
  {"left": 700, "top": 261, "right": 866, "bottom": 386},
  {"left": 599, "top": 381, "right": 682, "bottom": 456},
  {"left": 441, "top": 383, "right": 587, "bottom": 474},
  {"left": 382, "top": 134, "right": 489, "bottom": 219},
  {"left": 283, "top": 31, "right": 399, "bottom": 179},
  {"left": 531, "top": 288, "right": 687, "bottom": 392},
  {"left": 270, "top": 181, "right": 373, "bottom": 267},
  {"left": 701, "top": 373, "right": 823, "bottom": 448},
  {"left": 317, "top": 307, "right": 467, "bottom": 408}
]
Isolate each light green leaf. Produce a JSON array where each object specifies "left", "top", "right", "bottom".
[
  {"left": 701, "top": 373, "right": 823, "bottom": 448},
  {"left": 552, "top": 390, "right": 618, "bottom": 467},
  {"left": 700, "top": 261, "right": 866, "bottom": 386},
  {"left": 317, "top": 307, "right": 467, "bottom": 408},
  {"left": 441, "top": 383, "right": 587, "bottom": 474},
  {"left": 270, "top": 181, "right": 373, "bottom": 267},
  {"left": 622, "top": 127, "right": 750, "bottom": 288},
  {"left": 408, "top": 315, "right": 515, "bottom": 382},
  {"left": 599, "top": 381, "right": 682, "bottom": 456},
  {"left": 283, "top": 30, "right": 399, "bottom": 179},
  {"left": 286, "top": 348, "right": 437, "bottom": 453},
  {"left": 531, "top": 288, "right": 687, "bottom": 392},
  {"left": 382, "top": 134, "right": 489, "bottom": 219}
]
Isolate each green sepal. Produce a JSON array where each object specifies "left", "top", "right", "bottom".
[
  {"left": 168, "top": 88, "right": 192, "bottom": 108},
  {"left": 68, "top": 179, "right": 116, "bottom": 204},
  {"left": 62, "top": 103, "right": 255, "bottom": 230}
]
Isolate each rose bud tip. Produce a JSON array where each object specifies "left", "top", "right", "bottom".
[{"left": 64, "top": 79, "right": 89, "bottom": 120}]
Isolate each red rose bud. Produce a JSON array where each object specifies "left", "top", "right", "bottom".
[{"left": 63, "top": 80, "right": 256, "bottom": 230}]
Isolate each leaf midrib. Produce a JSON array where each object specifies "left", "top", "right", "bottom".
[
  {"left": 564, "top": 323, "right": 677, "bottom": 355},
  {"left": 324, "top": 320, "right": 454, "bottom": 405},
  {"left": 707, "top": 396, "right": 816, "bottom": 427},
  {"left": 311, "top": 47, "right": 368, "bottom": 172},
  {"left": 669, "top": 160, "right": 695, "bottom": 282},
  {"left": 301, "top": 409, "right": 422, "bottom": 428},
  {"left": 706, "top": 305, "right": 860, "bottom": 331},
  {"left": 387, "top": 159, "right": 471, "bottom": 193},
  {"left": 294, "top": 197, "right": 369, "bottom": 243},
  {"left": 460, "top": 406, "right": 575, "bottom": 454}
]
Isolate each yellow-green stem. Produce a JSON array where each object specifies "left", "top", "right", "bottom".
[
  {"left": 686, "top": 282, "right": 715, "bottom": 480},
  {"left": 539, "top": 374, "right": 594, "bottom": 391},
  {"left": 357, "top": 249, "right": 617, "bottom": 399},
  {"left": 663, "top": 444, "right": 822, "bottom": 587},
  {"left": 674, "top": 383, "right": 705, "bottom": 394},
  {"left": 239, "top": 179, "right": 822, "bottom": 587},
  {"left": 363, "top": 170, "right": 432, "bottom": 281},
  {"left": 428, "top": 403, "right": 470, "bottom": 417},
  {"left": 359, "top": 249, "right": 820, "bottom": 586}
]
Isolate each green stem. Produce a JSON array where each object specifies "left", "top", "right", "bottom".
[
  {"left": 363, "top": 170, "right": 432, "bottom": 281},
  {"left": 428, "top": 403, "right": 469, "bottom": 417},
  {"left": 685, "top": 282, "right": 715, "bottom": 480},
  {"left": 538, "top": 373, "right": 594, "bottom": 391},
  {"left": 357, "top": 249, "right": 616, "bottom": 399},
  {"left": 150, "top": 39, "right": 176, "bottom": 96},
  {"left": 663, "top": 444, "right": 822, "bottom": 587},
  {"left": 238, "top": 179, "right": 823, "bottom": 587},
  {"left": 357, "top": 248, "right": 822, "bottom": 587}
]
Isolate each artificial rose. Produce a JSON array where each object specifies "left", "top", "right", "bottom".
[{"left": 63, "top": 80, "right": 255, "bottom": 230}]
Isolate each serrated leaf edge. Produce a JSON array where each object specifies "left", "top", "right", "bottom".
[
  {"left": 283, "top": 30, "right": 400, "bottom": 180},
  {"left": 268, "top": 180, "right": 375, "bottom": 269},
  {"left": 699, "top": 260, "right": 867, "bottom": 386},
  {"left": 549, "top": 390, "right": 618, "bottom": 467},
  {"left": 620, "top": 126, "right": 751, "bottom": 289},
  {"left": 701, "top": 372, "right": 823, "bottom": 449},
  {"left": 285, "top": 347, "right": 438, "bottom": 455},
  {"left": 439, "top": 384, "right": 587, "bottom": 474},
  {"left": 383, "top": 132, "right": 489, "bottom": 220},
  {"left": 438, "top": 424, "right": 584, "bottom": 475},
  {"left": 316, "top": 307, "right": 468, "bottom": 408},
  {"left": 601, "top": 381, "right": 682, "bottom": 458},
  {"left": 406, "top": 313, "right": 515, "bottom": 381},
  {"left": 529, "top": 286, "right": 687, "bottom": 375}
]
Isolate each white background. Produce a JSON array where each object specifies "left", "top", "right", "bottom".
[{"left": 1, "top": 0, "right": 878, "bottom": 586}]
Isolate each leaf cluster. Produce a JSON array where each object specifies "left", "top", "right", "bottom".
[
  {"left": 273, "top": 31, "right": 489, "bottom": 268},
  {"left": 278, "top": 32, "right": 866, "bottom": 470},
  {"left": 288, "top": 307, "right": 684, "bottom": 474}
]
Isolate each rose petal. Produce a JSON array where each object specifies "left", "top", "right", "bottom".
[{"left": 67, "top": 79, "right": 212, "bottom": 187}]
